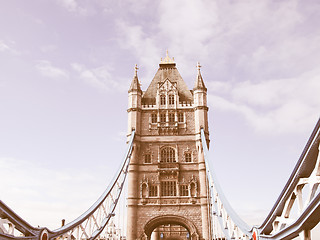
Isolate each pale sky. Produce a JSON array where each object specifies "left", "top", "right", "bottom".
[{"left": 1, "top": 0, "right": 320, "bottom": 234}]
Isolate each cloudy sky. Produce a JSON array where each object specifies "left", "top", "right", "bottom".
[{"left": 1, "top": 0, "right": 320, "bottom": 234}]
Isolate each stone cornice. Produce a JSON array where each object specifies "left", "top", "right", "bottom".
[
  {"left": 194, "top": 106, "right": 209, "bottom": 111},
  {"left": 127, "top": 107, "right": 142, "bottom": 113},
  {"left": 139, "top": 135, "right": 196, "bottom": 142},
  {"left": 128, "top": 89, "right": 143, "bottom": 94}
]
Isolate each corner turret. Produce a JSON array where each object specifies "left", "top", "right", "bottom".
[
  {"left": 193, "top": 62, "right": 208, "bottom": 133},
  {"left": 128, "top": 64, "right": 142, "bottom": 135},
  {"left": 128, "top": 64, "right": 142, "bottom": 93},
  {"left": 194, "top": 62, "right": 207, "bottom": 91}
]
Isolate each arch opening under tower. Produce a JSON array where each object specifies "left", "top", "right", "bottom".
[{"left": 144, "top": 215, "right": 199, "bottom": 240}]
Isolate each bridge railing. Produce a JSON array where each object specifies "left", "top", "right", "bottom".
[
  {"left": 0, "top": 130, "right": 135, "bottom": 240},
  {"left": 0, "top": 200, "right": 39, "bottom": 239},
  {"left": 257, "top": 119, "right": 320, "bottom": 240}
]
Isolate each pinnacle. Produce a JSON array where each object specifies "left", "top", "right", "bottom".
[
  {"left": 128, "top": 64, "right": 142, "bottom": 92},
  {"left": 194, "top": 62, "right": 207, "bottom": 91}
]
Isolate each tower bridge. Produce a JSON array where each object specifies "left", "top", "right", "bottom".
[{"left": 1, "top": 52, "right": 320, "bottom": 240}]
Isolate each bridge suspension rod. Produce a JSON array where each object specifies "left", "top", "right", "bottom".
[
  {"left": 200, "top": 128, "right": 252, "bottom": 240},
  {"left": 0, "top": 130, "right": 135, "bottom": 240}
]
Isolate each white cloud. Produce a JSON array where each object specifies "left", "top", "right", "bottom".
[
  {"left": 71, "top": 63, "right": 127, "bottom": 92},
  {"left": 56, "top": 0, "right": 91, "bottom": 16},
  {"left": 208, "top": 68, "right": 320, "bottom": 134},
  {"left": 116, "top": 0, "right": 219, "bottom": 79},
  {"left": 0, "top": 40, "right": 20, "bottom": 55},
  {"left": 158, "top": 0, "right": 218, "bottom": 58},
  {"left": 0, "top": 157, "right": 103, "bottom": 229},
  {"left": 36, "top": 60, "right": 69, "bottom": 79},
  {"left": 212, "top": 0, "right": 320, "bottom": 81},
  {"left": 0, "top": 41, "right": 10, "bottom": 52},
  {"left": 116, "top": 20, "right": 161, "bottom": 80}
]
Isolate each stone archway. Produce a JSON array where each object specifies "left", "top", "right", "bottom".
[{"left": 143, "top": 215, "right": 199, "bottom": 240}]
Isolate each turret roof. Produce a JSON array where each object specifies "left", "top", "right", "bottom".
[
  {"left": 193, "top": 62, "right": 207, "bottom": 91},
  {"left": 142, "top": 52, "right": 193, "bottom": 103},
  {"left": 128, "top": 64, "right": 142, "bottom": 93}
]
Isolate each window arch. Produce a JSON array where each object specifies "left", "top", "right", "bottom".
[
  {"left": 178, "top": 112, "right": 184, "bottom": 122},
  {"left": 160, "top": 95, "right": 166, "bottom": 105},
  {"left": 169, "top": 113, "right": 175, "bottom": 123},
  {"left": 168, "top": 94, "right": 175, "bottom": 105},
  {"left": 144, "top": 153, "right": 151, "bottom": 163},
  {"left": 151, "top": 113, "right": 157, "bottom": 123},
  {"left": 185, "top": 152, "right": 192, "bottom": 162},
  {"left": 160, "top": 147, "right": 176, "bottom": 163}
]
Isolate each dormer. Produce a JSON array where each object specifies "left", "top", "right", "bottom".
[{"left": 156, "top": 78, "right": 179, "bottom": 108}]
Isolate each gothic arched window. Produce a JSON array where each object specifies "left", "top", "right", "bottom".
[
  {"left": 144, "top": 154, "right": 151, "bottom": 163},
  {"left": 169, "top": 113, "right": 175, "bottom": 123},
  {"left": 178, "top": 112, "right": 184, "bottom": 122},
  {"left": 151, "top": 113, "right": 157, "bottom": 123},
  {"left": 161, "top": 147, "right": 175, "bottom": 163},
  {"left": 185, "top": 152, "right": 192, "bottom": 162},
  {"left": 160, "top": 95, "right": 166, "bottom": 105},
  {"left": 168, "top": 94, "right": 175, "bottom": 105}
]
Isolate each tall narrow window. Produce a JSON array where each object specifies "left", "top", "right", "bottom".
[
  {"left": 185, "top": 152, "right": 192, "bottom": 162},
  {"left": 161, "top": 181, "right": 176, "bottom": 196},
  {"left": 178, "top": 113, "right": 184, "bottom": 122},
  {"left": 180, "top": 185, "right": 189, "bottom": 196},
  {"left": 151, "top": 113, "right": 157, "bottom": 123},
  {"left": 168, "top": 95, "right": 175, "bottom": 105},
  {"left": 149, "top": 185, "right": 158, "bottom": 197},
  {"left": 169, "top": 113, "right": 175, "bottom": 123},
  {"left": 160, "top": 95, "right": 166, "bottom": 105},
  {"left": 161, "top": 147, "right": 175, "bottom": 162},
  {"left": 144, "top": 154, "right": 151, "bottom": 163},
  {"left": 160, "top": 113, "right": 166, "bottom": 123}
]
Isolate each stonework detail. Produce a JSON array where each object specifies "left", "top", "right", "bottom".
[{"left": 127, "top": 53, "right": 210, "bottom": 240}]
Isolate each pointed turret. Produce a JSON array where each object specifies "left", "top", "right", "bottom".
[
  {"left": 193, "top": 62, "right": 208, "bottom": 133},
  {"left": 194, "top": 62, "right": 207, "bottom": 91},
  {"left": 128, "top": 64, "right": 142, "bottom": 135},
  {"left": 128, "top": 64, "right": 142, "bottom": 93}
]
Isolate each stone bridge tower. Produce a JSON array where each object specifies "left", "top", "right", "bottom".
[{"left": 127, "top": 52, "right": 210, "bottom": 240}]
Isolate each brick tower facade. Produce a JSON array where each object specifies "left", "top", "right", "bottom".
[{"left": 127, "top": 52, "right": 210, "bottom": 240}]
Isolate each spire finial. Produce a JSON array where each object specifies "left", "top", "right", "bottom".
[
  {"left": 129, "top": 64, "right": 141, "bottom": 92},
  {"left": 194, "top": 61, "right": 206, "bottom": 91},
  {"left": 197, "top": 62, "right": 201, "bottom": 72},
  {"left": 160, "top": 50, "right": 175, "bottom": 64},
  {"left": 134, "top": 64, "right": 139, "bottom": 76}
]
